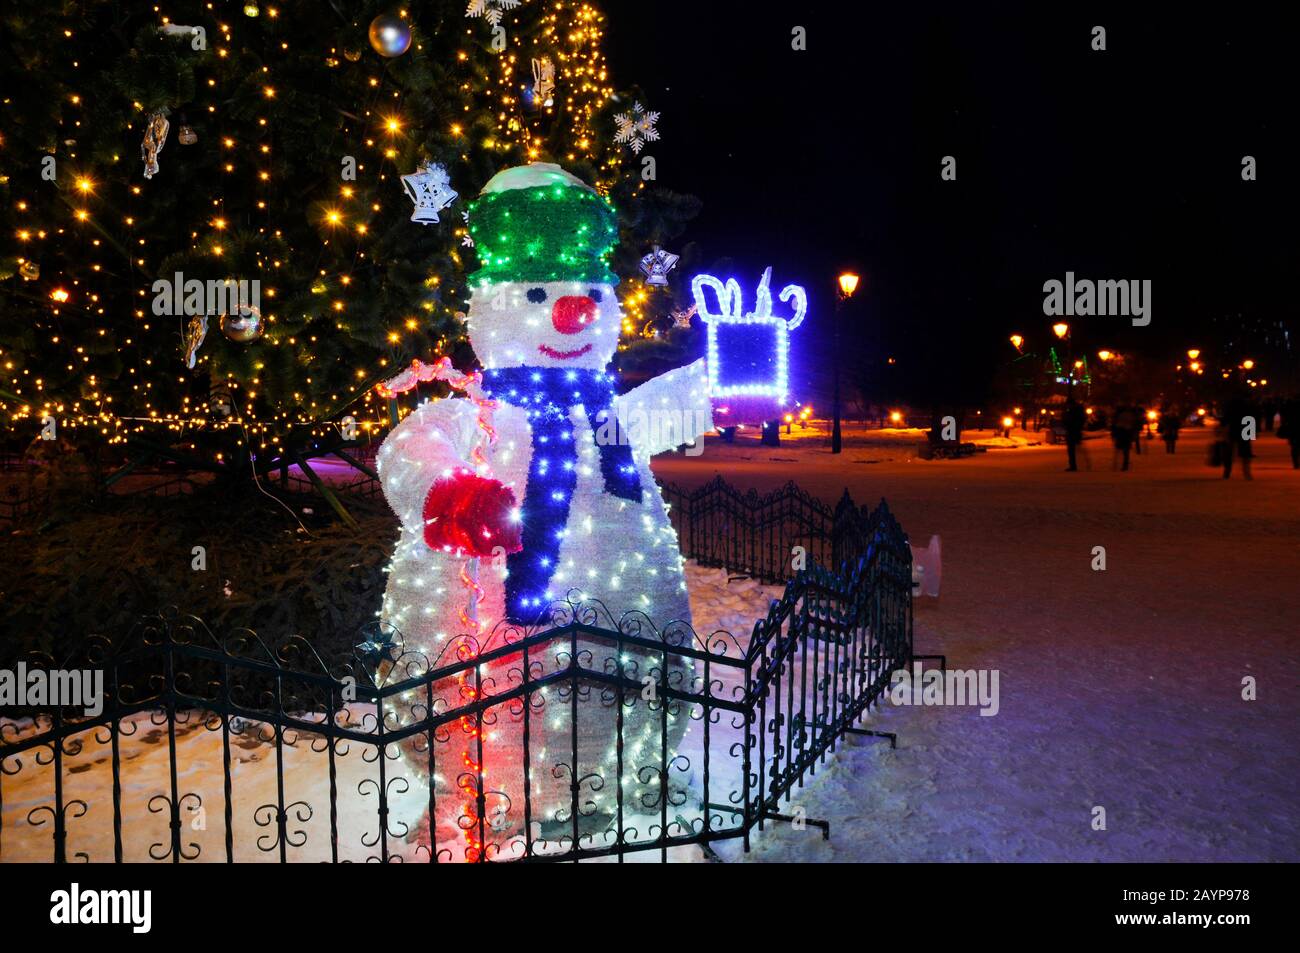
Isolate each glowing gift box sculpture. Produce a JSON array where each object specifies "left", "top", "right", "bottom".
[{"left": 691, "top": 267, "right": 807, "bottom": 425}]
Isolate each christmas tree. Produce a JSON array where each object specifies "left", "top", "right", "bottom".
[{"left": 0, "top": 0, "right": 698, "bottom": 470}]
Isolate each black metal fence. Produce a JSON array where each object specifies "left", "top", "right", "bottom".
[
  {"left": 1, "top": 479, "right": 920, "bottom": 863},
  {"left": 662, "top": 475, "right": 894, "bottom": 585}
]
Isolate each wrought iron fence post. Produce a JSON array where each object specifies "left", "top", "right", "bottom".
[
  {"left": 523, "top": 642, "right": 534, "bottom": 861},
  {"left": 659, "top": 639, "right": 669, "bottom": 863},
  {"left": 377, "top": 683, "right": 389, "bottom": 863},
  {"left": 52, "top": 703, "right": 66, "bottom": 864},
  {"left": 272, "top": 661, "right": 288, "bottom": 864},
  {"left": 219, "top": 647, "right": 235, "bottom": 863},
  {"left": 475, "top": 659, "right": 486, "bottom": 863},
  {"left": 615, "top": 641, "right": 625, "bottom": 862},
  {"left": 327, "top": 680, "right": 340, "bottom": 864},
  {"left": 110, "top": 656, "right": 125, "bottom": 862},
  {"left": 569, "top": 625, "right": 580, "bottom": 861},
  {"left": 165, "top": 641, "right": 183, "bottom": 863},
  {"left": 743, "top": 653, "right": 754, "bottom": 853}
]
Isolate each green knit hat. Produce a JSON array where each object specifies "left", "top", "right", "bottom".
[{"left": 468, "top": 163, "right": 618, "bottom": 287}]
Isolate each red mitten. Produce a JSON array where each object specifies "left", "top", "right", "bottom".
[{"left": 422, "top": 470, "right": 522, "bottom": 558}]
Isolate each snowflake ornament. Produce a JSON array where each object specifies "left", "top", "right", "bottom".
[
  {"left": 466, "top": 0, "right": 521, "bottom": 27},
  {"left": 461, "top": 211, "right": 475, "bottom": 247},
  {"left": 401, "top": 161, "right": 458, "bottom": 225},
  {"left": 614, "top": 102, "right": 660, "bottom": 154}
]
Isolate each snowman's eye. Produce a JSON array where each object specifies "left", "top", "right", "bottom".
[
  {"left": 526, "top": 287, "right": 548, "bottom": 304},
  {"left": 586, "top": 288, "right": 603, "bottom": 303}
]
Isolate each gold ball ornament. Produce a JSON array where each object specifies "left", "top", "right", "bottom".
[{"left": 368, "top": 14, "right": 411, "bottom": 57}]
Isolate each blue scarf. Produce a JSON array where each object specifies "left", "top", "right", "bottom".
[{"left": 483, "top": 367, "right": 642, "bottom": 624}]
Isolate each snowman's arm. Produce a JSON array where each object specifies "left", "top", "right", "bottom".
[
  {"left": 613, "top": 358, "right": 714, "bottom": 457},
  {"left": 376, "top": 397, "right": 480, "bottom": 534}
]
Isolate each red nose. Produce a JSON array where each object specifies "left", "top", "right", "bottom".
[{"left": 551, "top": 295, "right": 598, "bottom": 335}]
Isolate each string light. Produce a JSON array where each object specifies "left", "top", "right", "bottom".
[{"left": 0, "top": 0, "right": 669, "bottom": 472}]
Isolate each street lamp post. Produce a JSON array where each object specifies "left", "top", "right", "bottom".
[
  {"left": 832, "top": 272, "right": 860, "bottom": 454},
  {"left": 1053, "top": 321, "right": 1073, "bottom": 404}
]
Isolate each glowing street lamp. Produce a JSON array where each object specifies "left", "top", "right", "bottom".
[
  {"left": 1242, "top": 359, "right": 1255, "bottom": 370},
  {"left": 1010, "top": 333, "right": 1024, "bottom": 350},
  {"left": 832, "top": 272, "right": 860, "bottom": 454},
  {"left": 1052, "top": 322, "right": 1069, "bottom": 339},
  {"left": 1097, "top": 349, "right": 1112, "bottom": 361},
  {"left": 1187, "top": 349, "right": 1200, "bottom": 360}
]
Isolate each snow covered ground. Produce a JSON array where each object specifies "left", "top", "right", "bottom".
[
  {"left": 4, "top": 423, "right": 1297, "bottom": 862},
  {"left": 659, "top": 423, "right": 1300, "bottom": 862}
]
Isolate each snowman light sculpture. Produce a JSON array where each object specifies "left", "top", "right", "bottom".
[{"left": 376, "top": 163, "right": 711, "bottom": 854}]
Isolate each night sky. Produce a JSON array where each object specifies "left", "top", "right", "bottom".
[{"left": 608, "top": 3, "right": 1299, "bottom": 406}]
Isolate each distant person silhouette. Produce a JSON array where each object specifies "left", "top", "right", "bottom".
[
  {"left": 1112, "top": 405, "right": 1137, "bottom": 471},
  {"left": 1221, "top": 393, "right": 1257, "bottom": 480},
  {"left": 1278, "top": 397, "right": 1300, "bottom": 469},
  {"left": 1064, "top": 401, "right": 1087, "bottom": 472},
  {"left": 1158, "top": 408, "right": 1181, "bottom": 453}
]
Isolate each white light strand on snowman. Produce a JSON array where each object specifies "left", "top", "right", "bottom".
[{"left": 376, "top": 163, "right": 713, "bottom": 857}]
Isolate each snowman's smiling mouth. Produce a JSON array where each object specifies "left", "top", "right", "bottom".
[{"left": 538, "top": 343, "right": 593, "bottom": 360}]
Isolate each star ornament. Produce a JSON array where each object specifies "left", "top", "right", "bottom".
[
  {"left": 639, "top": 245, "right": 679, "bottom": 286},
  {"left": 401, "top": 161, "right": 458, "bottom": 225},
  {"left": 355, "top": 621, "right": 403, "bottom": 666}
]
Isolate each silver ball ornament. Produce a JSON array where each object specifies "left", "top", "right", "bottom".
[
  {"left": 220, "top": 306, "right": 264, "bottom": 343},
  {"left": 368, "top": 14, "right": 411, "bottom": 57}
]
